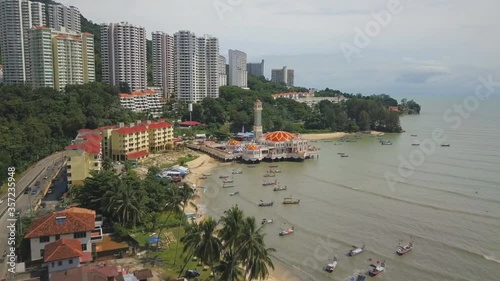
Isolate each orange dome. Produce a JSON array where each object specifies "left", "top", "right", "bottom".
[
  {"left": 265, "top": 131, "right": 297, "bottom": 142},
  {"left": 245, "top": 144, "right": 260, "bottom": 151},
  {"left": 228, "top": 140, "right": 241, "bottom": 145}
]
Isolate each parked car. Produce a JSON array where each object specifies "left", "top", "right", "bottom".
[
  {"left": 185, "top": 270, "right": 200, "bottom": 279},
  {"left": 47, "top": 189, "right": 53, "bottom": 194},
  {"left": 31, "top": 189, "right": 38, "bottom": 195}
]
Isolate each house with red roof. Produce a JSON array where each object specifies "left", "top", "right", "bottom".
[
  {"left": 44, "top": 238, "right": 93, "bottom": 276},
  {"left": 25, "top": 208, "right": 103, "bottom": 262},
  {"left": 49, "top": 264, "right": 121, "bottom": 281}
]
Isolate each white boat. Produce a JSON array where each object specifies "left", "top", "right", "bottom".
[
  {"left": 325, "top": 256, "right": 338, "bottom": 273},
  {"left": 368, "top": 261, "right": 385, "bottom": 276},
  {"left": 229, "top": 191, "right": 239, "bottom": 196},
  {"left": 396, "top": 241, "right": 413, "bottom": 255},
  {"left": 261, "top": 218, "right": 273, "bottom": 225},
  {"left": 348, "top": 245, "right": 365, "bottom": 256}
]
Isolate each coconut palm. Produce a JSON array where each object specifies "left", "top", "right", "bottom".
[
  {"left": 178, "top": 221, "right": 202, "bottom": 278},
  {"left": 173, "top": 183, "right": 199, "bottom": 264},
  {"left": 103, "top": 181, "right": 145, "bottom": 227},
  {"left": 218, "top": 205, "right": 245, "bottom": 253},
  {"left": 101, "top": 157, "right": 113, "bottom": 172},
  {"left": 155, "top": 184, "right": 184, "bottom": 248},
  {"left": 197, "top": 218, "right": 222, "bottom": 281}
]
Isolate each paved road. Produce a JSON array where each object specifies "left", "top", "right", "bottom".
[{"left": 0, "top": 152, "right": 65, "bottom": 279}]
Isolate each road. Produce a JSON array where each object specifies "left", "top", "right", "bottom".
[{"left": 0, "top": 152, "right": 65, "bottom": 279}]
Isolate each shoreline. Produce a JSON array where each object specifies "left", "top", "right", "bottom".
[{"left": 300, "top": 130, "right": 385, "bottom": 140}]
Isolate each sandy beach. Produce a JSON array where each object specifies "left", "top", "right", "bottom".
[{"left": 301, "top": 130, "right": 384, "bottom": 140}]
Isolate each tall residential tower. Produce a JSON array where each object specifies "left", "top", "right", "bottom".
[
  {"left": 47, "top": 4, "right": 81, "bottom": 33},
  {"left": 228, "top": 49, "right": 248, "bottom": 88},
  {"left": 101, "top": 22, "right": 147, "bottom": 92},
  {"left": 152, "top": 31, "right": 174, "bottom": 98},
  {"left": 271, "top": 66, "right": 294, "bottom": 87},
  {"left": 0, "top": 0, "right": 46, "bottom": 84},
  {"left": 247, "top": 59, "right": 265, "bottom": 78}
]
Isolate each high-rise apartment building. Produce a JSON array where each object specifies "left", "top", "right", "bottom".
[
  {"left": 152, "top": 31, "right": 174, "bottom": 98},
  {"left": 173, "top": 31, "right": 220, "bottom": 103},
  {"left": 101, "top": 22, "right": 147, "bottom": 92},
  {"left": 0, "top": 65, "right": 4, "bottom": 83},
  {"left": 30, "top": 27, "right": 95, "bottom": 91},
  {"left": 247, "top": 59, "right": 265, "bottom": 78},
  {"left": 0, "top": 0, "right": 46, "bottom": 84},
  {"left": 271, "top": 66, "right": 294, "bottom": 87},
  {"left": 47, "top": 4, "right": 81, "bottom": 33},
  {"left": 218, "top": 55, "right": 227, "bottom": 87},
  {"left": 228, "top": 49, "right": 248, "bottom": 88}
]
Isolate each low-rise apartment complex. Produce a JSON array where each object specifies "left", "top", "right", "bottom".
[
  {"left": 119, "top": 90, "right": 166, "bottom": 117},
  {"left": 65, "top": 130, "right": 102, "bottom": 188},
  {"left": 272, "top": 92, "right": 348, "bottom": 107}
]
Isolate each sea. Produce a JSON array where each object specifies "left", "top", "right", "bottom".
[{"left": 198, "top": 94, "right": 500, "bottom": 281}]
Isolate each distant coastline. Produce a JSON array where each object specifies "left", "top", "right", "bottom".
[{"left": 300, "top": 130, "right": 385, "bottom": 140}]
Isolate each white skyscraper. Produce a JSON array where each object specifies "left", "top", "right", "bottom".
[
  {"left": 47, "top": 4, "right": 81, "bottom": 33},
  {"left": 101, "top": 22, "right": 147, "bottom": 92},
  {"left": 152, "top": 31, "right": 175, "bottom": 98},
  {"left": 228, "top": 49, "right": 248, "bottom": 88},
  {"left": 218, "top": 55, "right": 227, "bottom": 87},
  {"left": 174, "top": 31, "right": 220, "bottom": 103},
  {"left": 0, "top": 0, "right": 46, "bottom": 84}
]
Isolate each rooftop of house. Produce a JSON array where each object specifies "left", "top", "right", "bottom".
[
  {"left": 44, "top": 238, "right": 91, "bottom": 263},
  {"left": 49, "top": 265, "right": 120, "bottom": 281},
  {"left": 25, "top": 208, "right": 96, "bottom": 239}
]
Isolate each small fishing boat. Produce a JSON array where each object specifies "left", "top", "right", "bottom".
[
  {"left": 229, "top": 191, "right": 239, "bottom": 196},
  {"left": 337, "top": 152, "right": 345, "bottom": 155},
  {"left": 223, "top": 179, "right": 234, "bottom": 184},
  {"left": 283, "top": 196, "right": 300, "bottom": 204},
  {"left": 412, "top": 143, "right": 420, "bottom": 146},
  {"left": 219, "top": 175, "right": 229, "bottom": 179},
  {"left": 261, "top": 218, "right": 273, "bottom": 225},
  {"left": 341, "top": 154, "right": 349, "bottom": 158},
  {"left": 223, "top": 184, "right": 235, "bottom": 188},
  {"left": 348, "top": 245, "right": 365, "bottom": 256},
  {"left": 396, "top": 241, "right": 413, "bottom": 255},
  {"left": 203, "top": 173, "right": 212, "bottom": 176},
  {"left": 411, "top": 134, "right": 418, "bottom": 137},
  {"left": 355, "top": 275, "right": 366, "bottom": 281},
  {"left": 279, "top": 227, "right": 294, "bottom": 236},
  {"left": 441, "top": 143, "right": 451, "bottom": 147},
  {"left": 232, "top": 169, "right": 243, "bottom": 174},
  {"left": 273, "top": 186, "right": 287, "bottom": 191},
  {"left": 368, "top": 261, "right": 385, "bottom": 276},
  {"left": 381, "top": 141, "right": 392, "bottom": 145},
  {"left": 263, "top": 173, "right": 276, "bottom": 178},
  {"left": 262, "top": 180, "right": 278, "bottom": 186},
  {"left": 268, "top": 169, "right": 281, "bottom": 173},
  {"left": 258, "top": 200, "right": 274, "bottom": 207},
  {"left": 325, "top": 256, "right": 338, "bottom": 273}
]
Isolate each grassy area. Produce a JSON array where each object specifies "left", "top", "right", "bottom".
[
  {"left": 132, "top": 226, "right": 214, "bottom": 280},
  {"left": 158, "top": 154, "right": 199, "bottom": 169}
]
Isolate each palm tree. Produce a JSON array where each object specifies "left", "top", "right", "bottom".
[
  {"left": 173, "top": 183, "right": 198, "bottom": 265},
  {"left": 219, "top": 205, "right": 244, "bottom": 254},
  {"left": 178, "top": 221, "right": 202, "bottom": 278},
  {"left": 101, "top": 157, "right": 113, "bottom": 172},
  {"left": 197, "top": 218, "right": 222, "bottom": 281},
  {"left": 103, "top": 182, "right": 145, "bottom": 227},
  {"left": 237, "top": 217, "right": 275, "bottom": 281},
  {"left": 155, "top": 184, "right": 183, "bottom": 248}
]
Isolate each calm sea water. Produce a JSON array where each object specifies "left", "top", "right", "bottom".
[{"left": 200, "top": 95, "right": 500, "bottom": 281}]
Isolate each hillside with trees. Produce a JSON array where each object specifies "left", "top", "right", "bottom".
[{"left": 0, "top": 82, "right": 142, "bottom": 185}]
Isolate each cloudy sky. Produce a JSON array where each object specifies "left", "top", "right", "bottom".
[{"left": 69, "top": 0, "right": 499, "bottom": 97}]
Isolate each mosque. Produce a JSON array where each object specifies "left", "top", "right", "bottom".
[{"left": 226, "top": 100, "right": 320, "bottom": 163}]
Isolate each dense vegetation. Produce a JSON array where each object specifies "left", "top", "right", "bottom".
[
  {"left": 0, "top": 83, "right": 142, "bottom": 185},
  {"left": 166, "top": 75, "right": 407, "bottom": 139},
  {"left": 72, "top": 165, "right": 274, "bottom": 280}
]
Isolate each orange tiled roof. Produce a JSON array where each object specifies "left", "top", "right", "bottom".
[
  {"left": 25, "top": 208, "right": 96, "bottom": 238},
  {"left": 245, "top": 144, "right": 259, "bottom": 151},
  {"left": 44, "top": 238, "right": 83, "bottom": 262},
  {"left": 127, "top": 151, "right": 148, "bottom": 159},
  {"left": 265, "top": 131, "right": 297, "bottom": 142}
]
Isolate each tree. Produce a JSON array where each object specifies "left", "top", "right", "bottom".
[
  {"left": 102, "top": 179, "right": 145, "bottom": 227},
  {"left": 173, "top": 183, "right": 198, "bottom": 265},
  {"left": 102, "top": 157, "right": 113, "bottom": 172},
  {"left": 358, "top": 111, "right": 371, "bottom": 131},
  {"left": 197, "top": 218, "right": 222, "bottom": 281},
  {"left": 119, "top": 82, "right": 131, "bottom": 94}
]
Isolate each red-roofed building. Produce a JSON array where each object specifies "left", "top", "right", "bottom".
[
  {"left": 65, "top": 131, "right": 102, "bottom": 188},
  {"left": 44, "top": 238, "right": 93, "bottom": 275},
  {"left": 119, "top": 90, "right": 166, "bottom": 117},
  {"left": 25, "top": 208, "right": 103, "bottom": 262},
  {"left": 388, "top": 106, "right": 400, "bottom": 112},
  {"left": 49, "top": 265, "right": 121, "bottom": 281}
]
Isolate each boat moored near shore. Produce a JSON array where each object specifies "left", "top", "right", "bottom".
[
  {"left": 325, "top": 256, "right": 338, "bottom": 273},
  {"left": 283, "top": 196, "right": 300, "bottom": 204},
  {"left": 348, "top": 245, "right": 365, "bottom": 256},
  {"left": 258, "top": 200, "right": 274, "bottom": 207},
  {"left": 396, "top": 241, "right": 413, "bottom": 255},
  {"left": 279, "top": 227, "right": 295, "bottom": 236},
  {"left": 368, "top": 261, "right": 385, "bottom": 276}
]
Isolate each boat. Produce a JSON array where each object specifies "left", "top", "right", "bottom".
[
  {"left": 368, "top": 261, "right": 385, "bottom": 276},
  {"left": 412, "top": 143, "right": 420, "bottom": 146},
  {"left": 337, "top": 152, "right": 346, "bottom": 155},
  {"left": 199, "top": 176, "right": 208, "bottom": 179},
  {"left": 261, "top": 218, "right": 273, "bottom": 225},
  {"left": 273, "top": 186, "right": 287, "bottom": 191},
  {"left": 263, "top": 173, "right": 276, "bottom": 178},
  {"left": 247, "top": 165, "right": 256, "bottom": 168},
  {"left": 268, "top": 169, "right": 281, "bottom": 173},
  {"left": 325, "top": 256, "right": 338, "bottom": 273},
  {"left": 223, "top": 184, "right": 235, "bottom": 188},
  {"left": 279, "top": 227, "right": 294, "bottom": 236},
  {"left": 269, "top": 165, "right": 279, "bottom": 168},
  {"left": 347, "top": 245, "right": 365, "bottom": 256},
  {"left": 377, "top": 133, "right": 385, "bottom": 136},
  {"left": 203, "top": 173, "right": 212, "bottom": 176},
  {"left": 441, "top": 143, "right": 451, "bottom": 147},
  {"left": 355, "top": 275, "right": 366, "bottom": 281},
  {"left": 232, "top": 169, "right": 243, "bottom": 174},
  {"left": 219, "top": 175, "right": 229, "bottom": 179},
  {"left": 223, "top": 179, "right": 234, "bottom": 184},
  {"left": 411, "top": 134, "right": 418, "bottom": 137},
  {"left": 283, "top": 196, "right": 300, "bottom": 204},
  {"left": 381, "top": 141, "right": 392, "bottom": 145},
  {"left": 396, "top": 241, "right": 413, "bottom": 255},
  {"left": 341, "top": 154, "right": 349, "bottom": 158},
  {"left": 262, "top": 180, "right": 278, "bottom": 186},
  {"left": 258, "top": 200, "right": 274, "bottom": 207},
  {"left": 229, "top": 191, "right": 239, "bottom": 196}
]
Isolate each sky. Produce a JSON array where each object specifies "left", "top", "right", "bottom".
[{"left": 67, "top": 0, "right": 499, "bottom": 97}]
